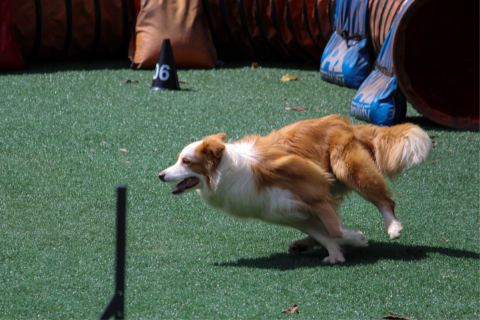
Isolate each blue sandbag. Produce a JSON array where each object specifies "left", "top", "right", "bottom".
[
  {"left": 320, "top": 0, "right": 370, "bottom": 89},
  {"left": 350, "top": 0, "right": 413, "bottom": 126},
  {"left": 350, "top": 70, "right": 406, "bottom": 126}
]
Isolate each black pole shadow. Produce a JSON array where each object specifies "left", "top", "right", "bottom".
[{"left": 214, "top": 241, "right": 479, "bottom": 270}]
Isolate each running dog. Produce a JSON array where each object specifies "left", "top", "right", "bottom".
[{"left": 159, "top": 115, "right": 432, "bottom": 263}]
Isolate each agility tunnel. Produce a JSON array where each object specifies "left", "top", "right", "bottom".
[
  {"left": 7, "top": 0, "right": 138, "bottom": 61},
  {"left": 199, "top": 0, "right": 334, "bottom": 62},
  {"left": 389, "top": 0, "right": 479, "bottom": 130}
]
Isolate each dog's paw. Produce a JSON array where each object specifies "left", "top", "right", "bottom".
[
  {"left": 322, "top": 253, "right": 345, "bottom": 264},
  {"left": 387, "top": 220, "right": 403, "bottom": 240},
  {"left": 336, "top": 229, "right": 368, "bottom": 247},
  {"left": 352, "top": 231, "right": 368, "bottom": 247},
  {"left": 287, "top": 238, "right": 317, "bottom": 254},
  {"left": 287, "top": 242, "right": 311, "bottom": 254}
]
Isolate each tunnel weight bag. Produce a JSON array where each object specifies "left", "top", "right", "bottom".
[
  {"left": 350, "top": 0, "right": 411, "bottom": 126},
  {"left": 320, "top": 0, "right": 371, "bottom": 89}
]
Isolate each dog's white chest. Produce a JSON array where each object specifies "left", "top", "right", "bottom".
[{"left": 198, "top": 186, "right": 308, "bottom": 224}]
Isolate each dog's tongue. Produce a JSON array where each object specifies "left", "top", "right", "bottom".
[{"left": 172, "top": 177, "right": 200, "bottom": 194}]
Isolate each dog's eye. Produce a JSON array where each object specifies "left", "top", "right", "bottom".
[{"left": 182, "top": 158, "right": 190, "bottom": 164}]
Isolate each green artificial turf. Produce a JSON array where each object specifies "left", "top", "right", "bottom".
[{"left": 0, "top": 59, "right": 478, "bottom": 319}]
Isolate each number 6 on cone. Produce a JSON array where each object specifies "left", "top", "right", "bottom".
[{"left": 151, "top": 39, "right": 180, "bottom": 91}]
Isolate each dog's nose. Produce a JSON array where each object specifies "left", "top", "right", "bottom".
[{"left": 159, "top": 172, "right": 166, "bottom": 182}]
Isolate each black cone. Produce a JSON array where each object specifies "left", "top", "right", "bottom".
[{"left": 151, "top": 39, "right": 180, "bottom": 91}]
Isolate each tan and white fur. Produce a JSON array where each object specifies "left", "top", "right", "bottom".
[{"left": 159, "top": 115, "right": 432, "bottom": 263}]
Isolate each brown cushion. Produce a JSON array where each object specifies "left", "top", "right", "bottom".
[{"left": 130, "top": 0, "right": 218, "bottom": 69}]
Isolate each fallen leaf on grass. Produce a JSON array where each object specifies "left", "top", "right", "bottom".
[
  {"left": 179, "top": 80, "right": 189, "bottom": 85},
  {"left": 122, "top": 79, "right": 138, "bottom": 84},
  {"left": 383, "top": 313, "right": 414, "bottom": 320},
  {"left": 433, "top": 141, "right": 438, "bottom": 147},
  {"left": 280, "top": 74, "right": 302, "bottom": 82},
  {"left": 282, "top": 304, "right": 299, "bottom": 314},
  {"left": 281, "top": 97, "right": 287, "bottom": 100},
  {"left": 120, "top": 149, "right": 128, "bottom": 152},
  {"left": 285, "top": 106, "right": 308, "bottom": 111},
  {"left": 307, "top": 73, "right": 316, "bottom": 76},
  {"left": 251, "top": 62, "right": 258, "bottom": 69}
]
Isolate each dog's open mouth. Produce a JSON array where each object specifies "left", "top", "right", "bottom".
[{"left": 171, "top": 177, "right": 200, "bottom": 195}]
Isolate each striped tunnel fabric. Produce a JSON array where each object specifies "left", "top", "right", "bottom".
[
  {"left": 202, "top": 0, "right": 335, "bottom": 62},
  {"left": 12, "top": 0, "right": 136, "bottom": 61}
]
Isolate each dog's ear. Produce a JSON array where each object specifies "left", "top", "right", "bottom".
[
  {"left": 200, "top": 139, "right": 225, "bottom": 177},
  {"left": 201, "top": 139, "right": 225, "bottom": 160},
  {"left": 199, "top": 139, "right": 225, "bottom": 190},
  {"left": 202, "top": 133, "right": 226, "bottom": 142}
]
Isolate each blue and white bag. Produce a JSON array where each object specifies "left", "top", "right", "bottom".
[
  {"left": 350, "top": 0, "right": 413, "bottom": 126},
  {"left": 320, "top": 0, "right": 371, "bottom": 89}
]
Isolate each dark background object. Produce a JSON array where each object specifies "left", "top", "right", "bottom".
[{"left": 11, "top": 0, "right": 137, "bottom": 61}]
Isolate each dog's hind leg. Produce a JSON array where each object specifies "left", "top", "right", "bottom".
[
  {"left": 330, "top": 138, "right": 402, "bottom": 240},
  {"left": 378, "top": 205, "right": 402, "bottom": 240}
]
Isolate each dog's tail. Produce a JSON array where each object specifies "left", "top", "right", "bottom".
[{"left": 355, "top": 123, "right": 433, "bottom": 177}]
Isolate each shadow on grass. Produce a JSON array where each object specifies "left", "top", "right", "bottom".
[
  {"left": 4, "top": 58, "right": 132, "bottom": 75},
  {"left": 403, "top": 116, "right": 462, "bottom": 132},
  {"left": 221, "top": 60, "right": 320, "bottom": 71},
  {"left": 214, "top": 241, "right": 479, "bottom": 270}
]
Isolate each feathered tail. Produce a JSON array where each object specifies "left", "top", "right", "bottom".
[{"left": 355, "top": 123, "right": 433, "bottom": 177}]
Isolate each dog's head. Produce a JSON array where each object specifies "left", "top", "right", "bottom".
[{"left": 159, "top": 133, "right": 226, "bottom": 195}]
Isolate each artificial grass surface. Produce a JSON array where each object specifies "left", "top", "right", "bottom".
[{"left": 0, "top": 59, "right": 478, "bottom": 319}]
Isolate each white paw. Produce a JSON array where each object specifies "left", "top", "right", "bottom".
[
  {"left": 354, "top": 231, "right": 368, "bottom": 247},
  {"left": 387, "top": 220, "right": 403, "bottom": 240},
  {"left": 322, "top": 253, "right": 345, "bottom": 264},
  {"left": 335, "top": 229, "right": 368, "bottom": 247}
]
